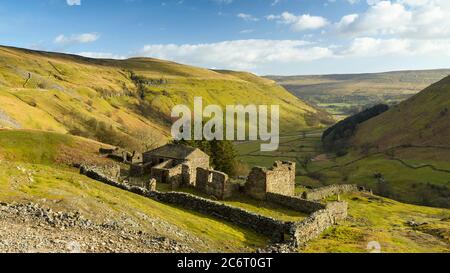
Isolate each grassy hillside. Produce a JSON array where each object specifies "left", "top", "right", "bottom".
[
  {"left": 0, "top": 129, "right": 269, "bottom": 252},
  {"left": 293, "top": 78, "right": 450, "bottom": 208},
  {"left": 304, "top": 192, "right": 449, "bottom": 253},
  {"left": 268, "top": 70, "right": 450, "bottom": 119},
  {"left": 1, "top": 129, "right": 447, "bottom": 253},
  {"left": 235, "top": 125, "right": 450, "bottom": 208},
  {"left": 0, "top": 45, "right": 331, "bottom": 152},
  {"left": 353, "top": 75, "right": 450, "bottom": 149},
  {"left": 333, "top": 76, "right": 450, "bottom": 208}
]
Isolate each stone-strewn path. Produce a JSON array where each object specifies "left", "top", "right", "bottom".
[{"left": 0, "top": 202, "right": 195, "bottom": 253}]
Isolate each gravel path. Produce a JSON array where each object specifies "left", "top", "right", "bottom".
[{"left": 0, "top": 202, "right": 196, "bottom": 253}]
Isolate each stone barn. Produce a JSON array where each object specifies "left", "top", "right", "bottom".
[
  {"left": 138, "top": 144, "right": 210, "bottom": 187},
  {"left": 244, "top": 161, "right": 296, "bottom": 200}
]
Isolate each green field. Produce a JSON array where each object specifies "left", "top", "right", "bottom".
[
  {"left": 235, "top": 129, "right": 323, "bottom": 168},
  {"left": 235, "top": 129, "right": 450, "bottom": 208}
]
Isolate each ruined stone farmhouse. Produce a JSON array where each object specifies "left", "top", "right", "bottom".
[
  {"left": 244, "top": 161, "right": 296, "bottom": 200},
  {"left": 129, "top": 144, "right": 210, "bottom": 189},
  {"left": 102, "top": 144, "right": 299, "bottom": 201}
]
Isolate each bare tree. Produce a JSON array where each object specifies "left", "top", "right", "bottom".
[{"left": 134, "top": 128, "right": 160, "bottom": 152}]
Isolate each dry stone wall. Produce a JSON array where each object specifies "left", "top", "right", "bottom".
[
  {"left": 302, "top": 184, "right": 361, "bottom": 200},
  {"left": 149, "top": 191, "right": 290, "bottom": 241},
  {"left": 266, "top": 192, "right": 325, "bottom": 214},
  {"left": 80, "top": 165, "right": 349, "bottom": 248},
  {"left": 80, "top": 165, "right": 289, "bottom": 242},
  {"left": 289, "top": 202, "right": 348, "bottom": 246}
]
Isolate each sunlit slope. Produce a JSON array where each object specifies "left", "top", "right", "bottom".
[
  {"left": 335, "top": 77, "right": 450, "bottom": 208},
  {"left": 0, "top": 129, "right": 267, "bottom": 252},
  {"left": 303, "top": 192, "right": 449, "bottom": 253},
  {"left": 353, "top": 75, "right": 450, "bottom": 149},
  {"left": 0, "top": 46, "right": 332, "bottom": 151}
]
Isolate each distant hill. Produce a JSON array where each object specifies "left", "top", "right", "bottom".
[
  {"left": 0, "top": 45, "right": 332, "bottom": 151},
  {"left": 267, "top": 70, "right": 450, "bottom": 119}
]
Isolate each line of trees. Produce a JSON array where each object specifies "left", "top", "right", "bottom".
[{"left": 322, "top": 104, "right": 389, "bottom": 154}]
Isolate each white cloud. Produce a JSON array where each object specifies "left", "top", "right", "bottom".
[
  {"left": 341, "top": 37, "right": 450, "bottom": 57},
  {"left": 336, "top": 14, "right": 359, "bottom": 29},
  {"left": 267, "top": 12, "right": 329, "bottom": 32},
  {"left": 237, "top": 13, "right": 259, "bottom": 22},
  {"left": 54, "top": 33, "right": 99, "bottom": 45},
  {"left": 137, "top": 40, "right": 333, "bottom": 71},
  {"left": 66, "top": 0, "right": 81, "bottom": 6},
  {"left": 337, "top": 0, "right": 450, "bottom": 39},
  {"left": 77, "top": 52, "right": 126, "bottom": 59},
  {"left": 239, "top": 29, "right": 255, "bottom": 34},
  {"left": 342, "top": 37, "right": 411, "bottom": 56},
  {"left": 133, "top": 37, "right": 450, "bottom": 74},
  {"left": 271, "top": 0, "right": 281, "bottom": 6}
]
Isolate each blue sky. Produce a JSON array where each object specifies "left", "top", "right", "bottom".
[{"left": 1, "top": 0, "right": 450, "bottom": 75}]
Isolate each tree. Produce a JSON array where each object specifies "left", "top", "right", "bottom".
[
  {"left": 322, "top": 104, "right": 389, "bottom": 152},
  {"left": 172, "top": 138, "right": 238, "bottom": 175},
  {"left": 134, "top": 129, "right": 160, "bottom": 152},
  {"left": 299, "top": 155, "right": 313, "bottom": 172},
  {"left": 210, "top": 140, "right": 237, "bottom": 175}
]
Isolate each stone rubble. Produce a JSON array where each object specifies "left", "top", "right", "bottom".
[{"left": 0, "top": 202, "right": 196, "bottom": 253}]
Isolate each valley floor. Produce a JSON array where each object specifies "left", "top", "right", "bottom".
[{"left": 236, "top": 130, "right": 450, "bottom": 207}]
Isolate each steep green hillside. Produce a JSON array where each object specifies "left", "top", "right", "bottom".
[
  {"left": 0, "top": 129, "right": 268, "bottom": 252},
  {"left": 268, "top": 70, "right": 450, "bottom": 119},
  {"left": 0, "top": 46, "right": 331, "bottom": 151},
  {"left": 304, "top": 78, "right": 450, "bottom": 208},
  {"left": 353, "top": 76, "right": 450, "bottom": 149}
]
